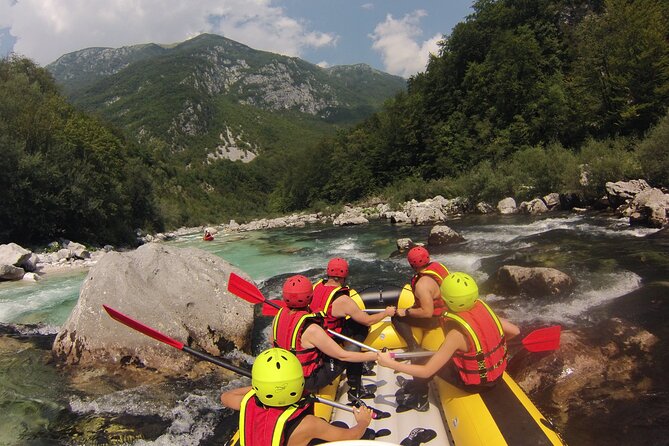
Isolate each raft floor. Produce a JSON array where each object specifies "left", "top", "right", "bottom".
[{"left": 330, "top": 360, "right": 452, "bottom": 445}]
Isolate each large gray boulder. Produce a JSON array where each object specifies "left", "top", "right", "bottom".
[
  {"left": 0, "top": 264, "right": 25, "bottom": 281},
  {"left": 497, "top": 197, "right": 518, "bottom": 214},
  {"left": 52, "top": 243, "right": 254, "bottom": 375},
  {"left": 605, "top": 179, "right": 650, "bottom": 209},
  {"left": 626, "top": 188, "right": 669, "bottom": 228},
  {"left": 519, "top": 198, "right": 549, "bottom": 215},
  {"left": 0, "top": 243, "right": 31, "bottom": 280},
  {"left": 0, "top": 243, "right": 31, "bottom": 266},
  {"left": 428, "top": 225, "right": 465, "bottom": 246},
  {"left": 495, "top": 265, "right": 575, "bottom": 297}
]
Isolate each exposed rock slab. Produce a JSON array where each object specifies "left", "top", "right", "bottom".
[
  {"left": 511, "top": 319, "right": 658, "bottom": 429},
  {"left": 52, "top": 243, "right": 254, "bottom": 375},
  {"left": 495, "top": 265, "right": 574, "bottom": 297},
  {"left": 427, "top": 225, "right": 465, "bottom": 246}
]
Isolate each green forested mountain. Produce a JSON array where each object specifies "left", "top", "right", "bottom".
[
  {"left": 3, "top": 0, "right": 669, "bottom": 247},
  {"left": 46, "top": 43, "right": 169, "bottom": 95},
  {"left": 47, "top": 33, "right": 406, "bottom": 163},
  {"left": 1, "top": 56, "right": 161, "bottom": 246},
  {"left": 40, "top": 33, "right": 407, "bottom": 235}
]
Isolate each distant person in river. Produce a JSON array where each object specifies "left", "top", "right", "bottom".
[
  {"left": 220, "top": 347, "right": 374, "bottom": 446},
  {"left": 378, "top": 272, "right": 520, "bottom": 401},
  {"left": 390, "top": 246, "right": 449, "bottom": 409},
  {"left": 270, "top": 275, "right": 379, "bottom": 398},
  {"left": 310, "top": 257, "right": 395, "bottom": 401},
  {"left": 203, "top": 230, "right": 214, "bottom": 241}
]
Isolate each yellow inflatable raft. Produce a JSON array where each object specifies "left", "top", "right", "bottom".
[{"left": 228, "top": 284, "right": 565, "bottom": 446}]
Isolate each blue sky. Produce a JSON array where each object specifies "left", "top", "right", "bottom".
[{"left": 0, "top": 1, "right": 474, "bottom": 78}]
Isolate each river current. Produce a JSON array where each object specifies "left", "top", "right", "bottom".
[{"left": 0, "top": 212, "right": 667, "bottom": 445}]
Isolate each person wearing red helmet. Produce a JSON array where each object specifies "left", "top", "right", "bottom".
[
  {"left": 378, "top": 273, "right": 520, "bottom": 396},
  {"left": 270, "top": 274, "right": 379, "bottom": 395},
  {"left": 311, "top": 258, "right": 396, "bottom": 402},
  {"left": 390, "top": 245, "right": 450, "bottom": 411}
]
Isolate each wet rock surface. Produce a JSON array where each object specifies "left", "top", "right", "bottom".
[{"left": 52, "top": 243, "right": 255, "bottom": 376}]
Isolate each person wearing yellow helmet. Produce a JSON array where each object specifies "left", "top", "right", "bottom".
[
  {"left": 220, "top": 347, "right": 374, "bottom": 446},
  {"left": 377, "top": 272, "right": 520, "bottom": 399}
]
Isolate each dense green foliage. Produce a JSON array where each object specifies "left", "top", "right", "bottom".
[
  {"left": 0, "top": 56, "right": 161, "bottom": 246},
  {"left": 272, "top": 0, "right": 669, "bottom": 209},
  {"left": 3, "top": 0, "right": 669, "bottom": 247}
]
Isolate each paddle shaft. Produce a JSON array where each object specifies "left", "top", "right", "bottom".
[
  {"left": 327, "top": 329, "right": 379, "bottom": 353},
  {"left": 326, "top": 329, "right": 418, "bottom": 359},
  {"left": 327, "top": 325, "right": 560, "bottom": 359},
  {"left": 103, "top": 305, "right": 368, "bottom": 417},
  {"left": 182, "top": 346, "right": 251, "bottom": 378}
]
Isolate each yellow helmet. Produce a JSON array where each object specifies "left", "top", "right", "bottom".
[
  {"left": 251, "top": 348, "right": 304, "bottom": 407},
  {"left": 440, "top": 272, "right": 479, "bottom": 312}
]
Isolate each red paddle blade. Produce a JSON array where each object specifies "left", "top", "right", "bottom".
[
  {"left": 228, "top": 272, "right": 265, "bottom": 304},
  {"left": 102, "top": 304, "right": 184, "bottom": 350},
  {"left": 262, "top": 300, "right": 285, "bottom": 316},
  {"left": 521, "top": 325, "right": 561, "bottom": 352}
]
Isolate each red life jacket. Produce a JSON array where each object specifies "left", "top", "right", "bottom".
[
  {"left": 442, "top": 300, "right": 507, "bottom": 385},
  {"left": 410, "top": 262, "right": 449, "bottom": 316},
  {"left": 239, "top": 390, "right": 312, "bottom": 446},
  {"left": 310, "top": 279, "right": 349, "bottom": 334},
  {"left": 272, "top": 308, "right": 322, "bottom": 376}
]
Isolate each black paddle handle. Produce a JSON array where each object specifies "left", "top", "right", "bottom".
[{"left": 182, "top": 345, "right": 252, "bottom": 378}]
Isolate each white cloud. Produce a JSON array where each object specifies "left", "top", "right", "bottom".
[
  {"left": 0, "top": 1, "right": 15, "bottom": 28},
  {"left": 361, "top": 3, "right": 374, "bottom": 10},
  {"left": 2, "top": 0, "right": 337, "bottom": 65},
  {"left": 369, "top": 10, "right": 442, "bottom": 78},
  {"left": 316, "top": 60, "right": 330, "bottom": 68}
]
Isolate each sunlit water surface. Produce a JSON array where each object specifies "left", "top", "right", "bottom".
[{"left": 0, "top": 213, "right": 667, "bottom": 445}]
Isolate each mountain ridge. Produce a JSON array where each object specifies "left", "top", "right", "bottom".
[{"left": 46, "top": 33, "right": 406, "bottom": 162}]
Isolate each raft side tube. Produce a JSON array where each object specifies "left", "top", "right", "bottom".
[{"left": 352, "top": 284, "right": 414, "bottom": 309}]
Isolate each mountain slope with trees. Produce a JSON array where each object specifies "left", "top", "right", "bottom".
[
  {"left": 272, "top": 0, "right": 669, "bottom": 210},
  {"left": 47, "top": 34, "right": 406, "bottom": 162},
  {"left": 0, "top": 56, "right": 161, "bottom": 246},
  {"left": 2, "top": 0, "right": 668, "bottom": 247}
]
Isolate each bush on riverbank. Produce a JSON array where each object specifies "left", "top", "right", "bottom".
[
  {"left": 377, "top": 135, "right": 649, "bottom": 208},
  {"left": 637, "top": 113, "right": 669, "bottom": 187}
]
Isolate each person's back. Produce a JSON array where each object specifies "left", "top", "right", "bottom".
[
  {"left": 389, "top": 247, "right": 448, "bottom": 409},
  {"left": 271, "top": 305, "right": 322, "bottom": 378},
  {"left": 310, "top": 274, "right": 348, "bottom": 334},
  {"left": 270, "top": 275, "right": 377, "bottom": 395},
  {"left": 309, "top": 258, "right": 394, "bottom": 401},
  {"left": 220, "top": 348, "right": 373, "bottom": 446},
  {"left": 377, "top": 273, "right": 520, "bottom": 401},
  {"left": 438, "top": 274, "right": 517, "bottom": 390},
  {"left": 238, "top": 388, "right": 311, "bottom": 446}
]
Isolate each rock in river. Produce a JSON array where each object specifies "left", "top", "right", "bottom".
[{"left": 52, "top": 243, "right": 254, "bottom": 375}]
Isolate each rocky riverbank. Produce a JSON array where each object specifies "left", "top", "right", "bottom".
[{"left": 2, "top": 178, "right": 667, "bottom": 283}]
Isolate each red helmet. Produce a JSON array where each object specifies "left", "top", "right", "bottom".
[
  {"left": 326, "top": 258, "right": 349, "bottom": 278},
  {"left": 282, "top": 275, "right": 313, "bottom": 308},
  {"left": 407, "top": 246, "right": 430, "bottom": 269}
]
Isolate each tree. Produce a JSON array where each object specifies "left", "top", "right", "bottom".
[{"left": 568, "top": 0, "right": 669, "bottom": 137}]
